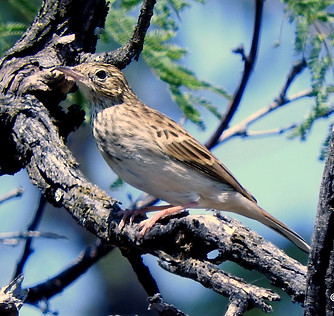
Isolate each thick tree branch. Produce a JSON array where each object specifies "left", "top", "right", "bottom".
[
  {"left": 305, "top": 125, "right": 334, "bottom": 315},
  {"left": 0, "top": 94, "right": 121, "bottom": 239},
  {"left": 205, "top": 0, "right": 264, "bottom": 150}
]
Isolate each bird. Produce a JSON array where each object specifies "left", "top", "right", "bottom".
[{"left": 56, "top": 62, "right": 310, "bottom": 253}]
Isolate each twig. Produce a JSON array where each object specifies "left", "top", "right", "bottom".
[
  {"left": 217, "top": 59, "right": 308, "bottom": 144},
  {"left": 26, "top": 239, "right": 114, "bottom": 304},
  {"left": 241, "top": 123, "right": 297, "bottom": 138},
  {"left": 0, "top": 231, "right": 66, "bottom": 246},
  {"left": 120, "top": 248, "right": 186, "bottom": 315},
  {"left": 87, "top": 0, "right": 157, "bottom": 68},
  {"left": 219, "top": 88, "right": 312, "bottom": 144},
  {"left": 158, "top": 254, "right": 279, "bottom": 313},
  {"left": 0, "top": 187, "right": 24, "bottom": 204},
  {"left": 121, "top": 248, "right": 160, "bottom": 296},
  {"left": 12, "top": 194, "right": 47, "bottom": 279},
  {"left": 205, "top": 0, "right": 264, "bottom": 150},
  {"left": 130, "top": 0, "right": 157, "bottom": 61},
  {"left": 277, "top": 59, "right": 307, "bottom": 102}
]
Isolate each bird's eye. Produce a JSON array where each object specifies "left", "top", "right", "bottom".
[{"left": 95, "top": 70, "right": 107, "bottom": 80}]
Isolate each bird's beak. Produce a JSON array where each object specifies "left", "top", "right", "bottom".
[{"left": 55, "top": 66, "right": 84, "bottom": 82}]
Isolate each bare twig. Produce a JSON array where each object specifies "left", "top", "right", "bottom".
[
  {"left": 0, "top": 187, "right": 24, "bottom": 204},
  {"left": 0, "top": 231, "right": 66, "bottom": 246},
  {"left": 121, "top": 248, "right": 160, "bottom": 296},
  {"left": 205, "top": 0, "right": 264, "bottom": 150},
  {"left": 217, "top": 59, "right": 308, "bottom": 144},
  {"left": 219, "top": 88, "right": 312, "bottom": 144},
  {"left": 121, "top": 248, "right": 187, "bottom": 315},
  {"left": 240, "top": 123, "right": 297, "bottom": 138},
  {"left": 12, "top": 194, "right": 47, "bottom": 279},
  {"left": 277, "top": 59, "right": 307, "bottom": 102},
  {"left": 26, "top": 239, "right": 114, "bottom": 304}
]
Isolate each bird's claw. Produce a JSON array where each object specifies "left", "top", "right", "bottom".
[{"left": 118, "top": 209, "right": 148, "bottom": 231}]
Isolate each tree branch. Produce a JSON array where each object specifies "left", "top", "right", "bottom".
[
  {"left": 83, "top": 0, "right": 157, "bottom": 69},
  {"left": 219, "top": 88, "right": 313, "bottom": 143},
  {"left": 0, "top": 187, "right": 23, "bottom": 204},
  {"left": 305, "top": 125, "right": 334, "bottom": 314},
  {"left": 205, "top": 0, "right": 264, "bottom": 150},
  {"left": 218, "top": 58, "right": 309, "bottom": 144},
  {"left": 158, "top": 255, "right": 279, "bottom": 313},
  {"left": 13, "top": 194, "right": 47, "bottom": 279},
  {"left": 26, "top": 239, "right": 114, "bottom": 304}
]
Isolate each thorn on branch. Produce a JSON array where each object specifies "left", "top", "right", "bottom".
[{"left": 232, "top": 45, "right": 247, "bottom": 61}]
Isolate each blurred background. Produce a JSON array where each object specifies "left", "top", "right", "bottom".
[{"left": 0, "top": 0, "right": 328, "bottom": 315}]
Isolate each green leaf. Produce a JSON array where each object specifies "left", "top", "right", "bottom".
[{"left": 109, "top": 177, "right": 125, "bottom": 190}]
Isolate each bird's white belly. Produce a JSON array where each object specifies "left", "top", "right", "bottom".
[{"left": 100, "top": 149, "right": 236, "bottom": 208}]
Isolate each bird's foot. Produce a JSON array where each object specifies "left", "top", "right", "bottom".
[
  {"left": 119, "top": 203, "right": 198, "bottom": 237},
  {"left": 118, "top": 205, "right": 173, "bottom": 230}
]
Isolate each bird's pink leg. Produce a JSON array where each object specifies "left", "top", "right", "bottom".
[
  {"left": 119, "top": 202, "right": 198, "bottom": 236},
  {"left": 119, "top": 205, "right": 173, "bottom": 229}
]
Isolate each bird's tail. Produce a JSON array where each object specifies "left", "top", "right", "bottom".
[{"left": 255, "top": 205, "right": 310, "bottom": 253}]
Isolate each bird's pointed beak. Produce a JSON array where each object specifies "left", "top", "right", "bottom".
[{"left": 55, "top": 66, "right": 84, "bottom": 82}]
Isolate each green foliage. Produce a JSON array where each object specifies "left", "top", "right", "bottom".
[
  {"left": 283, "top": 0, "right": 334, "bottom": 141},
  {"left": 103, "top": 0, "right": 230, "bottom": 129},
  {"left": 0, "top": 22, "right": 26, "bottom": 53},
  {"left": 109, "top": 177, "right": 125, "bottom": 190},
  {"left": 8, "top": 0, "right": 40, "bottom": 21},
  {"left": 319, "top": 124, "right": 332, "bottom": 160},
  {"left": 0, "top": 0, "right": 40, "bottom": 55}
]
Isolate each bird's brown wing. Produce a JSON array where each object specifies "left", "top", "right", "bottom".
[{"left": 149, "top": 108, "right": 257, "bottom": 203}]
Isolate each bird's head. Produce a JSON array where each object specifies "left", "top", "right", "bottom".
[{"left": 56, "top": 62, "right": 134, "bottom": 107}]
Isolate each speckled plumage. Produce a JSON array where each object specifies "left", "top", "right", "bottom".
[{"left": 56, "top": 63, "right": 310, "bottom": 253}]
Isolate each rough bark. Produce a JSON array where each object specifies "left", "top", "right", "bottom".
[{"left": 305, "top": 126, "right": 334, "bottom": 315}]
